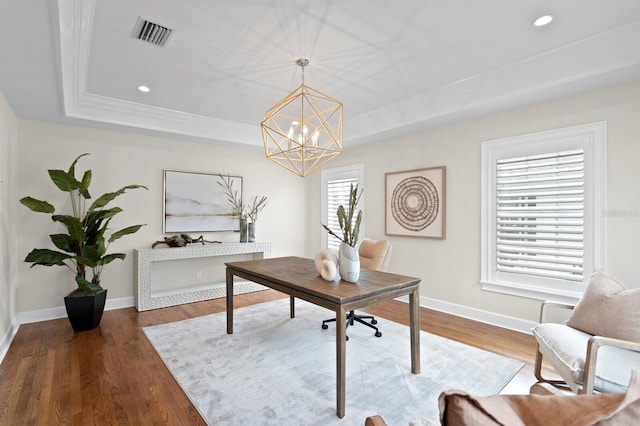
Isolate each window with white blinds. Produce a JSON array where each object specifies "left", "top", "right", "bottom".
[
  {"left": 481, "top": 122, "right": 606, "bottom": 303},
  {"left": 496, "top": 149, "right": 585, "bottom": 282},
  {"left": 321, "top": 165, "right": 364, "bottom": 252}
]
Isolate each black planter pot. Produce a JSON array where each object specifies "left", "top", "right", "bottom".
[{"left": 64, "top": 289, "right": 107, "bottom": 331}]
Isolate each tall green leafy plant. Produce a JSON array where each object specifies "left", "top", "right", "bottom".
[
  {"left": 20, "top": 153, "right": 148, "bottom": 294},
  {"left": 322, "top": 183, "right": 362, "bottom": 248}
]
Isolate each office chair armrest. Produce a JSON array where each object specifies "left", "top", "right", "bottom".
[
  {"left": 539, "top": 301, "right": 576, "bottom": 323},
  {"left": 582, "top": 336, "right": 640, "bottom": 394}
]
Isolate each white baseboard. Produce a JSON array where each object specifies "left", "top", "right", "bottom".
[
  {"left": 395, "top": 295, "right": 536, "bottom": 335},
  {"left": 0, "top": 322, "right": 19, "bottom": 365},
  {"left": 18, "top": 294, "right": 538, "bottom": 334},
  {"left": 17, "top": 295, "right": 135, "bottom": 325}
]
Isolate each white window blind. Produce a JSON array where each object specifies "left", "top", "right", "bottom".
[
  {"left": 480, "top": 121, "right": 606, "bottom": 303},
  {"left": 326, "top": 177, "right": 359, "bottom": 252},
  {"left": 496, "top": 149, "right": 585, "bottom": 282}
]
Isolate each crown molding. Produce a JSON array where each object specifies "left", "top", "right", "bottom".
[
  {"left": 57, "top": 0, "right": 640, "bottom": 147},
  {"left": 56, "top": 0, "right": 261, "bottom": 146},
  {"left": 348, "top": 20, "right": 640, "bottom": 143}
]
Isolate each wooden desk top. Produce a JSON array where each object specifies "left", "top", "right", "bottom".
[{"left": 226, "top": 256, "right": 421, "bottom": 306}]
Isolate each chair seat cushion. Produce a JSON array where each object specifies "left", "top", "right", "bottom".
[{"left": 532, "top": 323, "right": 640, "bottom": 393}]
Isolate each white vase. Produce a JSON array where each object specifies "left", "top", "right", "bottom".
[{"left": 338, "top": 242, "right": 360, "bottom": 282}]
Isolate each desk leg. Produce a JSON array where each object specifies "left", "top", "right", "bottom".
[
  {"left": 336, "top": 306, "right": 346, "bottom": 418},
  {"left": 290, "top": 295, "right": 295, "bottom": 318},
  {"left": 409, "top": 287, "right": 420, "bottom": 374},
  {"left": 226, "top": 269, "right": 234, "bottom": 334}
]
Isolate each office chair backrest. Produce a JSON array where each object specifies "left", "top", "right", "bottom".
[{"left": 358, "top": 238, "right": 392, "bottom": 272}]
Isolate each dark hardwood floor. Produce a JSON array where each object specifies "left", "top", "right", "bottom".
[{"left": 0, "top": 289, "right": 547, "bottom": 425}]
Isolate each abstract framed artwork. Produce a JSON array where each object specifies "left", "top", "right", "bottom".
[
  {"left": 163, "top": 170, "right": 242, "bottom": 233},
  {"left": 385, "top": 166, "right": 446, "bottom": 239}
]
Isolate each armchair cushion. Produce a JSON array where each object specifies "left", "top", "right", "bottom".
[
  {"left": 438, "top": 371, "right": 640, "bottom": 426},
  {"left": 566, "top": 271, "right": 640, "bottom": 343},
  {"left": 532, "top": 323, "right": 640, "bottom": 393}
]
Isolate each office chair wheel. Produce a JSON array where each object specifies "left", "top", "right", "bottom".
[
  {"left": 322, "top": 324, "right": 328, "bottom": 330},
  {"left": 375, "top": 331, "right": 382, "bottom": 338},
  {"left": 371, "top": 319, "right": 378, "bottom": 324}
]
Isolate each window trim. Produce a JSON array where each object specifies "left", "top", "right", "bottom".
[
  {"left": 321, "top": 164, "right": 365, "bottom": 251},
  {"left": 480, "top": 122, "right": 606, "bottom": 303}
]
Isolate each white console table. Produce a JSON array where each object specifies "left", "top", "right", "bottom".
[{"left": 134, "top": 242, "right": 271, "bottom": 311}]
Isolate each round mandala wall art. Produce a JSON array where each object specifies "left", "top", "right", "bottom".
[
  {"left": 391, "top": 176, "right": 439, "bottom": 231},
  {"left": 385, "top": 166, "right": 446, "bottom": 239}
]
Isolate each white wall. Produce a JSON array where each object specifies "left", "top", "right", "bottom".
[
  {"left": 0, "top": 88, "right": 18, "bottom": 360},
  {"left": 15, "top": 121, "right": 309, "bottom": 314},
  {"left": 307, "top": 80, "right": 640, "bottom": 324},
  {"left": 10, "top": 79, "right": 640, "bottom": 330}
]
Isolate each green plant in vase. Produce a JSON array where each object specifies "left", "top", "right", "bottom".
[
  {"left": 217, "top": 174, "right": 268, "bottom": 242},
  {"left": 322, "top": 183, "right": 363, "bottom": 282},
  {"left": 245, "top": 195, "right": 268, "bottom": 242}
]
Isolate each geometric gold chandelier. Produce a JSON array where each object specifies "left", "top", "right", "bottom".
[{"left": 261, "top": 58, "right": 343, "bottom": 177}]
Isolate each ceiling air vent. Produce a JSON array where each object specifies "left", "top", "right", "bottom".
[{"left": 133, "top": 17, "right": 173, "bottom": 47}]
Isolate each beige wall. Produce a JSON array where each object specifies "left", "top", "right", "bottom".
[
  {"left": 0, "top": 89, "right": 18, "bottom": 351},
  {"left": 306, "top": 80, "right": 640, "bottom": 323},
  {"left": 8, "top": 79, "right": 640, "bottom": 327},
  {"left": 16, "top": 121, "right": 309, "bottom": 313}
]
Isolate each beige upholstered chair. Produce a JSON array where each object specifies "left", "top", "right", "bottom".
[
  {"left": 358, "top": 238, "right": 392, "bottom": 273},
  {"left": 321, "top": 238, "right": 392, "bottom": 339},
  {"left": 366, "top": 372, "right": 640, "bottom": 426},
  {"left": 532, "top": 271, "right": 640, "bottom": 394}
]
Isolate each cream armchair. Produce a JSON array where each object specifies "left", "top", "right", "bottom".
[{"left": 532, "top": 272, "right": 640, "bottom": 394}]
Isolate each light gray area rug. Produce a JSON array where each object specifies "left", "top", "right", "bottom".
[{"left": 143, "top": 298, "right": 523, "bottom": 425}]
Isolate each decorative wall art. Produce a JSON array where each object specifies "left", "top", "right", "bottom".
[
  {"left": 385, "top": 166, "right": 446, "bottom": 239},
  {"left": 163, "top": 170, "right": 242, "bottom": 233}
]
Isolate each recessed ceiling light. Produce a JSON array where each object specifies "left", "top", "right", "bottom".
[
  {"left": 533, "top": 15, "right": 553, "bottom": 27},
  {"left": 138, "top": 85, "right": 150, "bottom": 93}
]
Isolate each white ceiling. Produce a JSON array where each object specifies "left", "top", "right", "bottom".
[{"left": 2, "top": 0, "right": 640, "bottom": 148}]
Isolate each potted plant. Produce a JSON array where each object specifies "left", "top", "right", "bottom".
[
  {"left": 245, "top": 195, "right": 268, "bottom": 242},
  {"left": 322, "top": 183, "right": 363, "bottom": 282},
  {"left": 217, "top": 174, "right": 267, "bottom": 242},
  {"left": 20, "top": 153, "right": 147, "bottom": 331}
]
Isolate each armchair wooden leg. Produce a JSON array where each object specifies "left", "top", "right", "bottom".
[
  {"left": 534, "top": 349, "right": 544, "bottom": 382},
  {"left": 534, "top": 347, "right": 570, "bottom": 388}
]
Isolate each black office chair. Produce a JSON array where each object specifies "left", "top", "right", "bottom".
[{"left": 321, "top": 238, "right": 392, "bottom": 340}]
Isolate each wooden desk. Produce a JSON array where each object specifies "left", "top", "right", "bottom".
[{"left": 225, "top": 256, "right": 421, "bottom": 418}]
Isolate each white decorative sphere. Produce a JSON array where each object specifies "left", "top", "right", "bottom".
[
  {"left": 315, "top": 249, "right": 338, "bottom": 281},
  {"left": 315, "top": 249, "right": 337, "bottom": 271},
  {"left": 319, "top": 259, "right": 338, "bottom": 281}
]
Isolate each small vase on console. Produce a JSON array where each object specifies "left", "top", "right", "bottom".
[
  {"left": 239, "top": 218, "right": 248, "bottom": 242},
  {"left": 338, "top": 242, "right": 360, "bottom": 282},
  {"left": 248, "top": 222, "right": 256, "bottom": 242}
]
